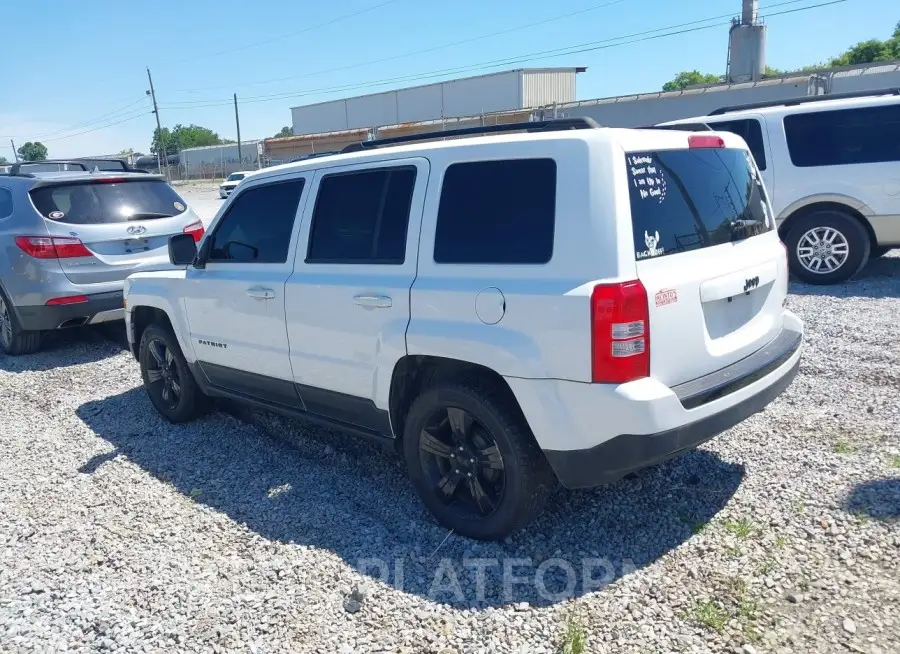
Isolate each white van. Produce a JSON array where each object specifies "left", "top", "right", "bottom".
[
  {"left": 123, "top": 118, "right": 803, "bottom": 540},
  {"left": 660, "top": 89, "right": 900, "bottom": 284}
]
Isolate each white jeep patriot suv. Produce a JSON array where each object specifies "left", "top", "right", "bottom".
[{"left": 123, "top": 118, "right": 804, "bottom": 541}]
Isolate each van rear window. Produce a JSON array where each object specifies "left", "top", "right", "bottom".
[{"left": 626, "top": 148, "right": 772, "bottom": 261}]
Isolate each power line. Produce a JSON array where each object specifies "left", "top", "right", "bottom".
[
  {"left": 159, "top": 0, "right": 843, "bottom": 111},
  {"left": 0, "top": 97, "right": 148, "bottom": 140},
  {"left": 38, "top": 112, "right": 151, "bottom": 144},
  {"left": 158, "top": 0, "right": 406, "bottom": 67},
  {"left": 169, "top": 0, "right": 631, "bottom": 94}
]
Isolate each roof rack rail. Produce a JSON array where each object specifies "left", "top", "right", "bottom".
[
  {"left": 708, "top": 87, "right": 900, "bottom": 116},
  {"left": 340, "top": 117, "right": 601, "bottom": 153},
  {"left": 641, "top": 122, "right": 713, "bottom": 132},
  {"left": 9, "top": 160, "right": 90, "bottom": 175}
]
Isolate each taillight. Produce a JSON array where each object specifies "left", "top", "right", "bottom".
[
  {"left": 591, "top": 280, "right": 650, "bottom": 384},
  {"left": 92, "top": 177, "right": 127, "bottom": 184},
  {"left": 183, "top": 220, "right": 205, "bottom": 242},
  {"left": 15, "top": 236, "right": 92, "bottom": 259},
  {"left": 46, "top": 295, "right": 88, "bottom": 306},
  {"left": 688, "top": 134, "right": 726, "bottom": 149}
]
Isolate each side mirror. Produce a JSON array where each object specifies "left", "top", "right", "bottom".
[{"left": 169, "top": 233, "right": 198, "bottom": 266}]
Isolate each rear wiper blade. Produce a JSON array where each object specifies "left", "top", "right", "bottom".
[{"left": 126, "top": 212, "right": 174, "bottom": 221}]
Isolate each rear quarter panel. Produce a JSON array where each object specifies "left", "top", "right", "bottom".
[{"left": 407, "top": 134, "right": 635, "bottom": 382}]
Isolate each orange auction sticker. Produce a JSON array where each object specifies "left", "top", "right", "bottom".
[{"left": 655, "top": 288, "right": 678, "bottom": 307}]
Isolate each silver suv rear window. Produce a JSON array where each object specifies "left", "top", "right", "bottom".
[
  {"left": 626, "top": 148, "right": 772, "bottom": 261},
  {"left": 30, "top": 180, "right": 187, "bottom": 225}
]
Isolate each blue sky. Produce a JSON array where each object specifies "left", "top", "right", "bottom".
[{"left": 0, "top": 0, "right": 895, "bottom": 160}]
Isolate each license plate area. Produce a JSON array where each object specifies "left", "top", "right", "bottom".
[
  {"left": 123, "top": 238, "right": 151, "bottom": 253},
  {"left": 703, "top": 289, "right": 766, "bottom": 339}
]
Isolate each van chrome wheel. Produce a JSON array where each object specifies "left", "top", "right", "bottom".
[
  {"left": 418, "top": 406, "right": 506, "bottom": 518},
  {"left": 796, "top": 226, "right": 850, "bottom": 274},
  {"left": 145, "top": 338, "right": 182, "bottom": 410},
  {"left": 0, "top": 295, "right": 12, "bottom": 349}
]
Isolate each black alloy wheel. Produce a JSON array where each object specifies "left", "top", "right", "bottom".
[
  {"left": 145, "top": 337, "right": 183, "bottom": 411},
  {"left": 139, "top": 323, "right": 207, "bottom": 423},
  {"left": 418, "top": 406, "right": 506, "bottom": 519},
  {"left": 403, "top": 381, "right": 554, "bottom": 541}
]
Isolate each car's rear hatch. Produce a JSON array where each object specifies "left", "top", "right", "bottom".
[
  {"left": 29, "top": 176, "right": 202, "bottom": 285},
  {"left": 620, "top": 129, "right": 788, "bottom": 388}
]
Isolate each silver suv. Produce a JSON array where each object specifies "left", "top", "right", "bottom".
[{"left": 0, "top": 171, "right": 204, "bottom": 355}]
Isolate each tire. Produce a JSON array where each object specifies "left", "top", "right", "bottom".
[
  {"left": 0, "top": 288, "right": 42, "bottom": 356},
  {"left": 784, "top": 209, "right": 870, "bottom": 285},
  {"left": 139, "top": 323, "right": 207, "bottom": 423},
  {"left": 871, "top": 246, "right": 893, "bottom": 259},
  {"left": 402, "top": 379, "right": 555, "bottom": 541}
]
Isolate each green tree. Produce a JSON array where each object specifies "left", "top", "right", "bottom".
[
  {"left": 151, "top": 124, "right": 224, "bottom": 154},
  {"left": 662, "top": 70, "right": 723, "bottom": 92},
  {"left": 273, "top": 126, "right": 293, "bottom": 138},
  {"left": 827, "top": 19, "right": 900, "bottom": 66},
  {"left": 17, "top": 142, "right": 49, "bottom": 162},
  {"left": 764, "top": 66, "right": 786, "bottom": 77},
  {"left": 0, "top": 156, "right": 8, "bottom": 165}
]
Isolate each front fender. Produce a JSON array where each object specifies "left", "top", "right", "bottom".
[{"left": 124, "top": 274, "right": 194, "bottom": 363}]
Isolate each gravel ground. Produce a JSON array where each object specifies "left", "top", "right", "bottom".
[{"left": 1, "top": 250, "right": 898, "bottom": 653}]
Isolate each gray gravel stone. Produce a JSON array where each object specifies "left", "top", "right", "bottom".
[{"left": 1, "top": 238, "right": 899, "bottom": 653}]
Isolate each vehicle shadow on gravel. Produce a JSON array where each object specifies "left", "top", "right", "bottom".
[
  {"left": 845, "top": 478, "right": 900, "bottom": 521},
  {"left": 789, "top": 254, "right": 899, "bottom": 299},
  {"left": 76, "top": 388, "right": 743, "bottom": 609},
  {"left": 0, "top": 324, "right": 128, "bottom": 373}
]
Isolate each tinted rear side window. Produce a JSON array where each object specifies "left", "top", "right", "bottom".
[
  {"left": 30, "top": 180, "right": 188, "bottom": 225},
  {"left": 208, "top": 179, "right": 305, "bottom": 264},
  {"left": 0, "top": 188, "right": 12, "bottom": 219},
  {"left": 627, "top": 148, "right": 772, "bottom": 261},
  {"left": 434, "top": 159, "right": 556, "bottom": 264},
  {"left": 784, "top": 104, "right": 900, "bottom": 167},
  {"left": 707, "top": 118, "right": 767, "bottom": 170},
  {"left": 306, "top": 167, "right": 416, "bottom": 264}
]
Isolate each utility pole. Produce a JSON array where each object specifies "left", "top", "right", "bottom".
[
  {"left": 146, "top": 67, "right": 169, "bottom": 180},
  {"left": 10, "top": 139, "right": 18, "bottom": 162},
  {"left": 234, "top": 93, "right": 243, "bottom": 165}
]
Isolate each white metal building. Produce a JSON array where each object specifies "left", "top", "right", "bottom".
[
  {"left": 180, "top": 141, "right": 263, "bottom": 178},
  {"left": 290, "top": 68, "right": 584, "bottom": 136}
]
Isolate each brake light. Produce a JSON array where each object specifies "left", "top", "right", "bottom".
[
  {"left": 92, "top": 177, "right": 127, "bottom": 184},
  {"left": 591, "top": 280, "right": 650, "bottom": 384},
  {"left": 46, "top": 295, "right": 88, "bottom": 306},
  {"left": 183, "top": 220, "right": 205, "bottom": 242},
  {"left": 15, "top": 236, "right": 92, "bottom": 259},
  {"left": 688, "top": 135, "right": 726, "bottom": 149}
]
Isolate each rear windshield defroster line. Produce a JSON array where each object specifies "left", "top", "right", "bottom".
[
  {"left": 30, "top": 179, "right": 188, "bottom": 225},
  {"left": 626, "top": 148, "right": 773, "bottom": 261}
]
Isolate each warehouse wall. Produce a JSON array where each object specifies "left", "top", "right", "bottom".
[
  {"left": 554, "top": 62, "right": 900, "bottom": 128},
  {"left": 290, "top": 69, "right": 579, "bottom": 136}
]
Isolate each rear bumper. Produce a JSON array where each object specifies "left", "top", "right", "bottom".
[
  {"left": 507, "top": 311, "right": 804, "bottom": 489},
  {"left": 543, "top": 353, "right": 800, "bottom": 488},
  {"left": 15, "top": 291, "right": 124, "bottom": 331}
]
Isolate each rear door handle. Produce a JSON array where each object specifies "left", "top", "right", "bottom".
[
  {"left": 247, "top": 287, "right": 275, "bottom": 300},
  {"left": 353, "top": 294, "right": 392, "bottom": 308}
]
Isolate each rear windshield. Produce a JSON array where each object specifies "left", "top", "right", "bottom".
[
  {"left": 30, "top": 180, "right": 188, "bottom": 225},
  {"left": 626, "top": 148, "right": 772, "bottom": 261}
]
